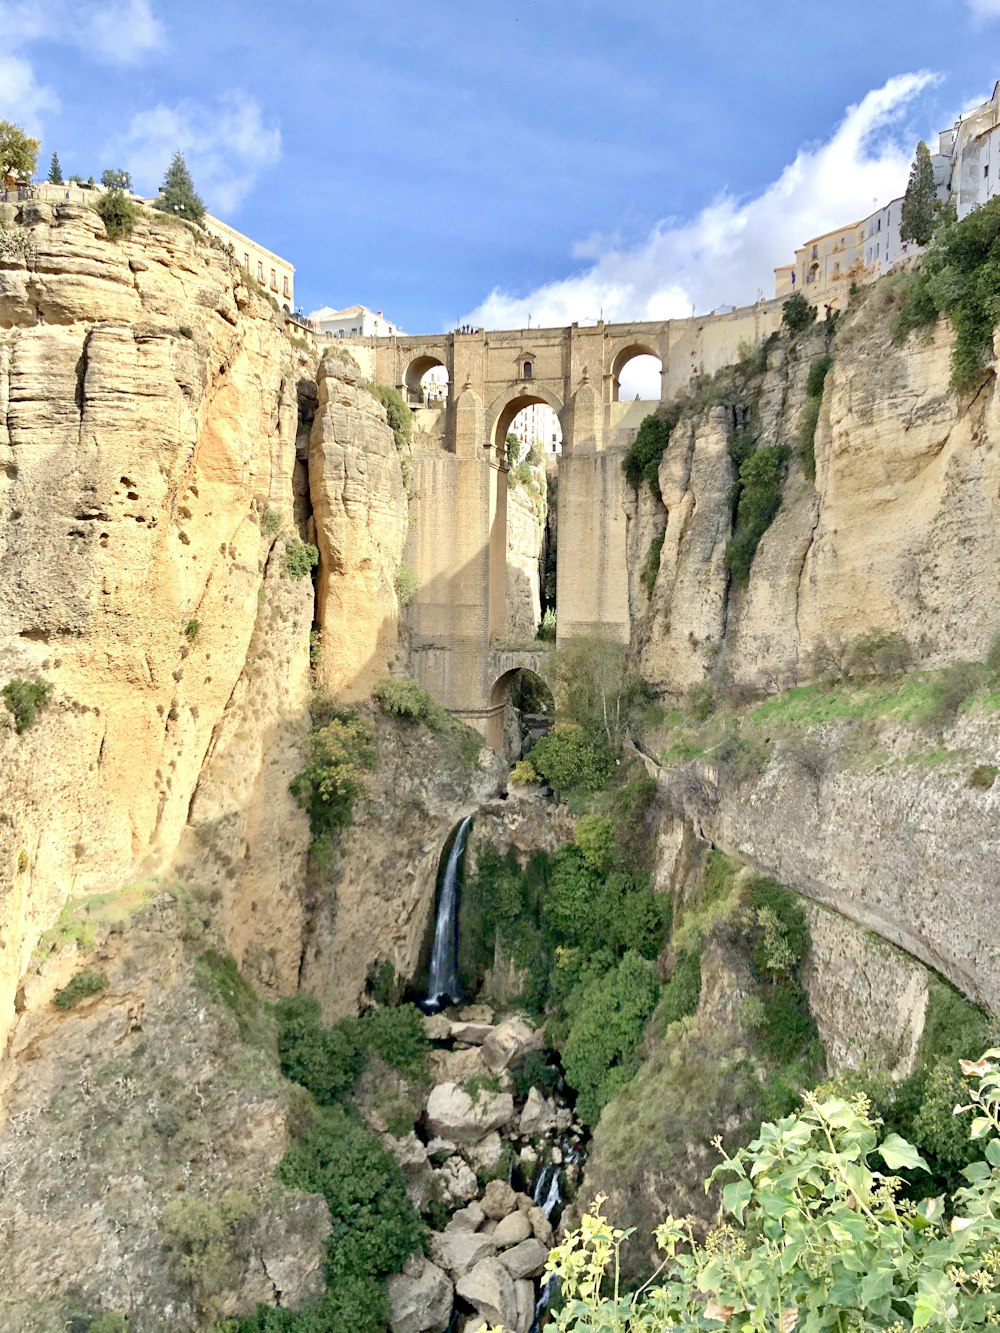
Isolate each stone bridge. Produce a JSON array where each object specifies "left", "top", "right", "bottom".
[{"left": 371, "top": 306, "right": 783, "bottom": 748}]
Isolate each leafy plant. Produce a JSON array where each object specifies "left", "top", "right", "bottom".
[
  {"left": 969, "top": 763, "right": 998, "bottom": 790},
  {"left": 372, "top": 676, "right": 448, "bottom": 729},
  {"left": 623, "top": 408, "right": 679, "bottom": 497},
  {"left": 289, "top": 711, "right": 377, "bottom": 859},
  {"left": 184, "top": 618, "right": 201, "bottom": 643},
  {"left": 369, "top": 384, "right": 412, "bottom": 452},
  {"left": 95, "top": 188, "right": 140, "bottom": 240},
  {"left": 725, "top": 444, "right": 790, "bottom": 584},
  {"left": 2, "top": 677, "right": 53, "bottom": 733},
  {"left": 848, "top": 630, "right": 913, "bottom": 678},
  {"left": 285, "top": 541, "right": 319, "bottom": 580},
  {"left": 394, "top": 561, "right": 419, "bottom": 606},
  {"left": 782, "top": 290, "right": 817, "bottom": 333},
  {"left": 53, "top": 969, "right": 107, "bottom": 1010},
  {"left": 549, "top": 1063, "right": 1000, "bottom": 1332},
  {"left": 529, "top": 723, "right": 617, "bottom": 795},
  {"left": 641, "top": 531, "right": 664, "bottom": 598}
]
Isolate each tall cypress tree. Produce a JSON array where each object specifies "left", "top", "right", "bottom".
[
  {"left": 153, "top": 151, "right": 205, "bottom": 224},
  {"left": 47, "top": 152, "right": 63, "bottom": 185},
  {"left": 900, "top": 140, "right": 938, "bottom": 247}
]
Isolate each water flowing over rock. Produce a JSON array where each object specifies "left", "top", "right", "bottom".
[{"left": 426, "top": 815, "right": 474, "bottom": 1009}]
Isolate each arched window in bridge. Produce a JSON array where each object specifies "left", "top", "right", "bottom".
[{"left": 523, "top": 361, "right": 533, "bottom": 380}]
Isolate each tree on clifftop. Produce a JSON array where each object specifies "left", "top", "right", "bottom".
[
  {"left": 153, "top": 151, "right": 205, "bottom": 224},
  {"left": 901, "top": 140, "right": 938, "bottom": 247},
  {"left": 47, "top": 152, "right": 63, "bottom": 185},
  {"left": 0, "top": 121, "right": 40, "bottom": 185}
]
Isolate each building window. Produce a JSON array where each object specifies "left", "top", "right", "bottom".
[
  {"left": 283, "top": 276, "right": 290, "bottom": 297},
  {"left": 270, "top": 268, "right": 277, "bottom": 290},
  {"left": 257, "top": 260, "right": 264, "bottom": 281},
  {"left": 523, "top": 360, "right": 533, "bottom": 379},
  {"left": 811, "top": 244, "right": 818, "bottom": 259},
  {"left": 243, "top": 252, "right": 249, "bottom": 269},
  {"left": 986, "top": 165, "right": 991, "bottom": 177}
]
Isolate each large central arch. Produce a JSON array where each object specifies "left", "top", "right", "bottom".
[
  {"left": 487, "top": 384, "right": 566, "bottom": 457},
  {"left": 610, "top": 341, "right": 662, "bottom": 402}
]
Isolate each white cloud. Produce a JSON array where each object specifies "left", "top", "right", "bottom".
[
  {"left": 0, "top": 54, "right": 59, "bottom": 128},
  {"left": 966, "top": 0, "right": 1000, "bottom": 19},
  {"left": 109, "top": 92, "right": 282, "bottom": 215},
  {"left": 0, "top": 0, "right": 164, "bottom": 63},
  {"left": 461, "top": 73, "right": 937, "bottom": 341}
]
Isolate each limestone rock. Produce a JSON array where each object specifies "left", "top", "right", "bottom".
[
  {"left": 458, "top": 1004, "right": 495, "bottom": 1023},
  {"left": 425, "top": 1081, "right": 515, "bottom": 1143},
  {"left": 498, "top": 1238, "right": 550, "bottom": 1280},
  {"left": 514, "top": 1277, "right": 537, "bottom": 1333},
  {"left": 450, "top": 1020, "right": 495, "bottom": 1045},
  {"left": 384, "top": 1132, "right": 434, "bottom": 1211},
  {"left": 446, "top": 1200, "right": 486, "bottom": 1232},
  {"left": 437, "top": 1156, "right": 479, "bottom": 1204},
  {"left": 429, "top": 1044, "right": 488, "bottom": 1085},
  {"left": 424, "top": 1013, "right": 453, "bottom": 1041},
  {"left": 463, "top": 1130, "right": 504, "bottom": 1173},
  {"left": 481, "top": 1018, "right": 541, "bottom": 1073},
  {"left": 481, "top": 1179, "right": 518, "bottom": 1220},
  {"left": 528, "top": 1206, "right": 554, "bottom": 1247},
  {"left": 428, "top": 1229, "right": 497, "bottom": 1279},
  {"left": 492, "top": 1210, "right": 532, "bottom": 1249},
  {"left": 388, "top": 1255, "right": 453, "bottom": 1333},
  {"left": 455, "top": 1257, "right": 518, "bottom": 1331},
  {"left": 518, "top": 1086, "right": 555, "bottom": 1137}
]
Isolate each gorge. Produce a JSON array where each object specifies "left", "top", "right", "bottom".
[{"left": 0, "top": 191, "right": 998, "bottom": 1332}]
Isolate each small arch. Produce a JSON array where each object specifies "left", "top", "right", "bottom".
[
  {"left": 610, "top": 342, "right": 663, "bottom": 402},
  {"left": 404, "top": 354, "right": 450, "bottom": 406},
  {"left": 487, "top": 667, "right": 553, "bottom": 757}
]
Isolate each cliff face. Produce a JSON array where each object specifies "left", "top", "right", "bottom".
[
  {"left": 0, "top": 201, "right": 320, "bottom": 1051},
  {"left": 505, "top": 476, "right": 544, "bottom": 639},
  {"left": 633, "top": 316, "right": 1000, "bottom": 693},
  {"left": 309, "top": 351, "right": 410, "bottom": 700}
]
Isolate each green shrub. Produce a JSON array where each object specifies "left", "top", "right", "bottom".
[
  {"left": 262, "top": 507, "right": 283, "bottom": 536},
  {"left": 274, "top": 994, "right": 365, "bottom": 1105},
  {"left": 511, "top": 1047, "right": 560, "bottom": 1099},
  {"left": 194, "top": 950, "right": 268, "bottom": 1046},
  {"left": 88, "top": 1316, "right": 129, "bottom": 1333},
  {"left": 2, "top": 677, "right": 53, "bottom": 733},
  {"left": 622, "top": 409, "right": 677, "bottom": 497},
  {"left": 285, "top": 541, "right": 319, "bottom": 580},
  {"left": 369, "top": 384, "right": 412, "bottom": 451},
  {"left": 372, "top": 677, "right": 447, "bottom": 729},
  {"left": 562, "top": 951, "right": 661, "bottom": 1126},
  {"left": 686, "top": 680, "right": 715, "bottom": 721},
  {"left": 277, "top": 1103, "right": 423, "bottom": 1282},
  {"left": 289, "top": 711, "right": 377, "bottom": 857},
  {"left": 848, "top": 629, "right": 913, "bottom": 678},
  {"left": 529, "top": 723, "right": 617, "bottom": 795},
  {"left": 184, "top": 617, "right": 201, "bottom": 642},
  {"left": 228, "top": 1278, "right": 388, "bottom": 1333},
  {"left": 969, "top": 763, "right": 998, "bottom": 790},
  {"left": 651, "top": 949, "right": 702, "bottom": 1034},
  {"left": 781, "top": 291, "right": 817, "bottom": 333},
  {"left": 724, "top": 443, "right": 789, "bottom": 583},
  {"left": 640, "top": 531, "right": 664, "bottom": 598},
  {"left": 95, "top": 189, "right": 140, "bottom": 241},
  {"left": 805, "top": 353, "right": 833, "bottom": 398},
  {"left": 357, "top": 1004, "right": 429, "bottom": 1079},
  {"left": 510, "top": 758, "right": 539, "bottom": 784},
  {"left": 161, "top": 1188, "right": 255, "bottom": 1313},
  {"left": 918, "top": 660, "right": 981, "bottom": 729},
  {"left": 394, "top": 561, "right": 419, "bottom": 606},
  {"left": 574, "top": 813, "right": 618, "bottom": 874},
  {"left": 797, "top": 393, "right": 821, "bottom": 479},
  {"left": 53, "top": 968, "right": 107, "bottom": 1010}
]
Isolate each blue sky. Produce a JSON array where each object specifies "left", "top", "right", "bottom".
[{"left": 3, "top": 0, "right": 1000, "bottom": 332}]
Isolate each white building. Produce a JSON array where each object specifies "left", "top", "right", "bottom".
[
  {"left": 509, "top": 402, "right": 561, "bottom": 456},
  {"left": 308, "top": 304, "right": 402, "bottom": 339},
  {"left": 201, "top": 214, "right": 296, "bottom": 312},
  {"left": 935, "top": 81, "right": 1000, "bottom": 219}
]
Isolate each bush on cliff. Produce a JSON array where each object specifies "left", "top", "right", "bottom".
[
  {"left": 95, "top": 188, "right": 140, "bottom": 241},
  {"left": 289, "top": 709, "right": 376, "bottom": 860},
  {"left": 529, "top": 722, "right": 617, "bottom": 795},
  {"left": 724, "top": 443, "right": 790, "bottom": 584},
  {"left": 623, "top": 408, "right": 678, "bottom": 497},
  {"left": 373, "top": 676, "right": 448, "bottom": 729},
  {"left": 2, "top": 676, "right": 52, "bottom": 733}
]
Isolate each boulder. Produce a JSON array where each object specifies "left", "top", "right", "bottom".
[
  {"left": 499, "top": 1238, "right": 549, "bottom": 1280},
  {"left": 528, "top": 1205, "right": 553, "bottom": 1246},
  {"left": 463, "top": 1130, "right": 503, "bottom": 1173},
  {"left": 514, "top": 1278, "right": 536, "bottom": 1333},
  {"left": 492, "top": 1210, "right": 531, "bottom": 1249},
  {"left": 429, "top": 1228, "right": 497, "bottom": 1278},
  {"left": 518, "top": 1086, "right": 555, "bottom": 1137},
  {"left": 423, "top": 1013, "right": 453, "bottom": 1042},
  {"left": 425, "top": 1081, "right": 514, "bottom": 1144},
  {"left": 384, "top": 1132, "right": 434, "bottom": 1210},
  {"left": 388, "top": 1255, "right": 453, "bottom": 1333},
  {"left": 426, "top": 1137, "right": 457, "bottom": 1160},
  {"left": 449, "top": 1021, "right": 494, "bottom": 1045},
  {"left": 437, "top": 1156, "right": 479, "bottom": 1204},
  {"left": 481, "top": 1018, "right": 540, "bottom": 1073},
  {"left": 481, "top": 1179, "right": 518, "bottom": 1220},
  {"left": 458, "top": 1004, "right": 495, "bottom": 1024},
  {"left": 429, "top": 1046, "right": 488, "bottom": 1085},
  {"left": 446, "top": 1200, "right": 485, "bottom": 1232},
  {"left": 455, "top": 1257, "right": 518, "bottom": 1330}
]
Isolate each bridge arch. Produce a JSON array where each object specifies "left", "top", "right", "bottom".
[
  {"left": 486, "top": 662, "right": 553, "bottom": 755},
  {"left": 487, "top": 384, "right": 565, "bottom": 457},
  {"left": 404, "top": 353, "right": 450, "bottom": 404},
  {"left": 610, "top": 341, "right": 663, "bottom": 401}
]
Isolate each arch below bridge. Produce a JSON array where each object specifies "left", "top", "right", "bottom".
[
  {"left": 488, "top": 384, "right": 565, "bottom": 457},
  {"left": 485, "top": 661, "right": 553, "bottom": 755},
  {"left": 404, "top": 353, "right": 449, "bottom": 402}
]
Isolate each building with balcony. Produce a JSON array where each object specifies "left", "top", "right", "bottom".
[{"left": 308, "top": 304, "right": 403, "bottom": 339}]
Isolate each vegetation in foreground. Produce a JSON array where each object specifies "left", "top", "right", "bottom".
[{"left": 550, "top": 1050, "right": 1000, "bottom": 1332}]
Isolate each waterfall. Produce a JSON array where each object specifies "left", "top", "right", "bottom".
[{"left": 424, "top": 814, "right": 473, "bottom": 1011}]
